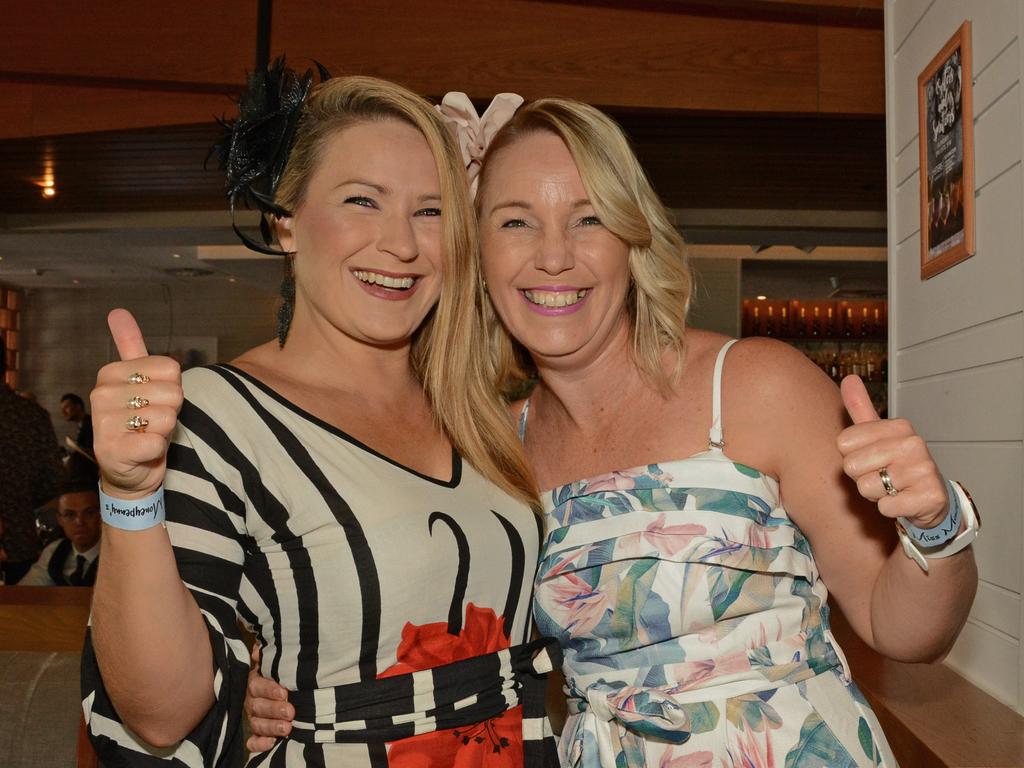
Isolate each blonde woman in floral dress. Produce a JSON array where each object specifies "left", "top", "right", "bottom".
[{"left": 249, "top": 96, "right": 979, "bottom": 767}]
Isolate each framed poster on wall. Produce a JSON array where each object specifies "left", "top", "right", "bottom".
[{"left": 918, "top": 20, "right": 975, "bottom": 279}]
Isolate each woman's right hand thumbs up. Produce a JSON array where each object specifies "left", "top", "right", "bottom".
[{"left": 91, "top": 309, "right": 183, "bottom": 498}]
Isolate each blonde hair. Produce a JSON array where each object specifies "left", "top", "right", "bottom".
[
  {"left": 477, "top": 98, "right": 693, "bottom": 395},
  {"left": 276, "top": 76, "right": 538, "bottom": 508}
]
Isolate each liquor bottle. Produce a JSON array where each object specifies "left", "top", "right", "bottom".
[
  {"left": 826, "top": 306, "right": 835, "bottom": 337},
  {"left": 844, "top": 308, "right": 854, "bottom": 338},
  {"left": 851, "top": 348, "right": 863, "bottom": 378},
  {"left": 864, "top": 347, "right": 876, "bottom": 381},
  {"left": 873, "top": 307, "right": 882, "bottom": 338},
  {"left": 780, "top": 306, "right": 789, "bottom": 337},
  {"left": 752, "top": 306, "right": 761, "bottom": 336},
  {"left": 861, "top": 307, "right": 871, "bottom": 337},
  {"left": 797, "top": 306, "right": 806, "bottom": 337},
  {"left": 879, "top": 353, "right": 888, "bottom": 381},
  {"left": 766, "top": 306, "right": 775, "bottom": 337},
  {"left": 811, "top": 306, "right": 821, "bottom": 337},
  {"left": 828, "top": 350, "right": 840, "bottom": 381}
]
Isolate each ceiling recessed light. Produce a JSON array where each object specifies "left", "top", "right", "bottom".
[
  {"left": 72, "top": 279, "right": 80, "bottom": 285},
  {"left": 42, "top": 187, "right": 56, "bottom": 199},
  {"left": 227, "top": 276, "right": 237, "bottom": 283},
  {"left": 756, "top": 295, "right": 767, "bottom": 300},
  {"left": 171, "top": 253, "right": 181, "bottom": 259}
]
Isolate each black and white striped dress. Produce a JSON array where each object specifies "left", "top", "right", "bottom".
[{"left": 82, "top": 364, "right": 555, "bottom": 767}]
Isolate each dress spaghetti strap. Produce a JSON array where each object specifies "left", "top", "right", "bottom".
[{"left": 708, "top": 339, "right": 740, "bottom": 451}]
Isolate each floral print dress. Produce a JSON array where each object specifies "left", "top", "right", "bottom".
[{"left": 526, "top": 340, "right": 898, "bottom": 768}]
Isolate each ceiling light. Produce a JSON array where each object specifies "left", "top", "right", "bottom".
[
  {"left": 171, "top": 253, "right": 181, "bottom": 259},
  {"left": 756, "top": 295, "right": 767, "bottom": 300},
  {"left": 227, "top": 276, "right": 237, "bottom": 283},
  {"left": 42, "top": 186, "right": 56, "bottom": 199}
]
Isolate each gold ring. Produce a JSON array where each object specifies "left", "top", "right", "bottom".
[
  {"left": 126, "top": 415, "right": 149, "bottom": 432},
  {"left": 127, "top": 396, "right": 149, "bottom": 409},
  {"left": 127, "top": 372, "right": 150, "bottom": 385},
  {"left": 879, "top": 467, "right": 898, "bottom": 497}
]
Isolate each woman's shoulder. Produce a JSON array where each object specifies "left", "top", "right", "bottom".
[
  {"left": 181, "top": 364, "right": 242, "bottom": 402},
  {"left": 717, "top": 334, "right": 844, "bottom": 438},
  {"left": 720, "top": 334, "right": 828, "bottom": 389}
]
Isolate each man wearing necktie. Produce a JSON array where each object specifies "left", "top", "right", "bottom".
[{"left": 19, "top": 479, "right": 101, "bottom": 587}]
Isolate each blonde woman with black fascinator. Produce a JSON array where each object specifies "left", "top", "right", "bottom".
[{"left": 82, "top": 63, "right": 559, "bottom": 768}]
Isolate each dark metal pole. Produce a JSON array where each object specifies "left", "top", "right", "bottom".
[{"left": 256, "top": 0, "right": 272, "bottom": 71}]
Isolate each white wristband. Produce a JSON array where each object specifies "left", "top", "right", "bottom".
[
  {"left": 99, "top": 485, "right": 166, "bottom": 531},
  {"left": 896, "top": 480, "right": 980, "bottom": 572}
]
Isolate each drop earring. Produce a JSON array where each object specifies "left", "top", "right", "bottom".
[{"left": 277, "top": 254, "right": 295, "bottom": 348}]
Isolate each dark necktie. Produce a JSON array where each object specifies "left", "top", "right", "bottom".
[{"left": 70, "top": 555, "right": 87, "bottom": 586}]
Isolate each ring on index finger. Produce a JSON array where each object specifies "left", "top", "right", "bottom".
[
  {"left": 127, "top": 372, "right": 150, "bottom": 385},
  {"left": 879, "top": 467, "right": 899, "bottom": 497},
  {"left": 126, "top": 415, "right": 149, "bottom": 432}
]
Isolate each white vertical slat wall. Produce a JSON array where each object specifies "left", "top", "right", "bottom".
[{"left": 885, "top": 0, "right": 1024, "bottom": 710}]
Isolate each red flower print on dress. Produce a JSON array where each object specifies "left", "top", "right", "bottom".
[{"left": 381, "top": 603, "right": 523, "bottom": 768}]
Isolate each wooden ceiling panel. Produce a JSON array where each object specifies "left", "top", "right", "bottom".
[
  {"left": 0, "top": 83, "right": 236, "bottom": 140},
  {"left": 0, "top": 83, "right": 34, "bottom": 140},
  {"left": 818, "top": 25, "right": 886, "bottom": 113},
  {"left": 0, "top": 0, "right": 256, "bottom": 86},
  {"left": 272, "top": 0, "right": 823, "bottom": 113}
]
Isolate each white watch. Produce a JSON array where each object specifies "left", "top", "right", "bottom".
[{"left": 896, "top": 481, "right": 980, "bottom": 572}]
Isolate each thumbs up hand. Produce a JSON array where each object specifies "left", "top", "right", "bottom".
[
  {"left": 836, "top": 375, "right": 949, "bottom": 529},
  {"left": 90, "top": 309, "right": 183, "bottom": 498}
]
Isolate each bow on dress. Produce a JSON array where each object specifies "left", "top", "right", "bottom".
[
  {"left": 435, "top": 91, "right": 524, "bottom": 197},
  {"left": 563, "top": 682, "right": 697, "bottom": 768}
]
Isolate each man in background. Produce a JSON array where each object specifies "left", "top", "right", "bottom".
[
  {"left": 20, "top": 478, "right": 101, "bottom": 586},
  {"left": 0, "top": 341, "right": 62, "bottom": 584},
  {"left": 61, "top": 391, "right": 97, "bottom": 479},
  {"left": 61, "top": 392, "right": 94, "bottom": 457}
]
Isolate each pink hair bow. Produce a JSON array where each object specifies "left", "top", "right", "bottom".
[{"left": 435, "top": 91, "right": 524, "bottom": 197}]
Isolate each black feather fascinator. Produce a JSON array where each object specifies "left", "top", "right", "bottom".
[{"left": 210, "top": 57, "right": 331, "bottom": 254}]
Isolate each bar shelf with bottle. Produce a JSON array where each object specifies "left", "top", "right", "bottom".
[{"left": 741, "top": 298, "right": 888, "bottom": 415}]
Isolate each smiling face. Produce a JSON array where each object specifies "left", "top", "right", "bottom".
[
  {"left": 478, "top": 131, "right": 632, "bottom": 369},
  {"left": 278, "top": 118, "right": 444, "bottom": 350}
]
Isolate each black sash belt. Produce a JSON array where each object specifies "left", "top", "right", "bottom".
[{"left": 287, "top": 636, "right": 561, "bottom": 763}]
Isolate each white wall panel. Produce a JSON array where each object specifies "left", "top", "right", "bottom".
[
  {"left": 974, "top": 39, "right": 1020, "bottom": 115},
  {"left": 892, "top": 0, "right": 937, "bottom": 55},
  {"left": 945, "top": 617, "right": 1020, "bottom": 706},
  {"left": 892, "top": 1, "right": 1019, "bottom": 152},
  {"left": 897, "top": 312, "right": 1023, "bottom": 380},
  {"left": 894, "top": 142, "right": 919, "bottom": 187},
  {"left": 894, "top": 168, "right": 1023, "bottom": 347},
  {"left": 974, "top": 84, "right": 1021, "bottom": 191},
  {"left": 972, "top": 581, "right": 1021, "bottom": 640},
  {"left": 927, "top": 441, "right": 1023, "bottom": 593},
  {"left": 892, "top": 165, "right": 921, "bottom": 245},
  {"left": 887, "top": 0, "right": 1023, "bottom": 708},
  {"left": 898, "top": 360, "right": 1022, "bottom": 442}
]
